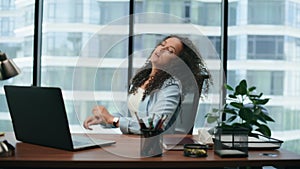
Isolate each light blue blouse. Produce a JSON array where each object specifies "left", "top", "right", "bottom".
[{"left": 112, "top": 78, "right": 182, "bottom": 134}]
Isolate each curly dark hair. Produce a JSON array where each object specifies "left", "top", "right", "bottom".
[{"left": 129, "top": 35, "right": 212, "bottom": 101}]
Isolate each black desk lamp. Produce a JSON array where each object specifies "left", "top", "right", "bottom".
[
  {"left": 0, "top": 51, "right": 19, "bottom": 157},
  {"left": 0, "top": 51, "right": 20, "bottom": 80}
]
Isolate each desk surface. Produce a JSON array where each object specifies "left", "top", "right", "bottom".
[{"left": 1, "top": 132, "right": 300, "bottom": 168}]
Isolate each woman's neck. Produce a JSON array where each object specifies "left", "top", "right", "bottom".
[
  {"left": 140, "top": 68, "right": 157, "bottom": 89},
  {"left": 150, "top": 68, "right": 157, "bottom": 77}
]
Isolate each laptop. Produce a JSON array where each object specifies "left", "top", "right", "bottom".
[{"left": 4, "top": 85, "right": 116, "bottom": 151}]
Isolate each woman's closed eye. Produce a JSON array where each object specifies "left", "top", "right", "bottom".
[
  {"left": 158, "top": 41, "right": 176, "bottom": 54},
  {"left": 159, "top": 45, "right": 175, "bottom": 54},
  {"left": 161, "top": 46, "right": 175, "bottom": 54},
  {"left": 166, "top": 47, "right": 175, "bottom": 54}
]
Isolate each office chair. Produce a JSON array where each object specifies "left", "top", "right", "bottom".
[{"left": 174, "top": 74, "right": 209, "bottom": 134}]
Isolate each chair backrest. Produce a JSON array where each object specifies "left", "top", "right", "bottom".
[
  {"left": 174, "top": 75, "right": 208, "bottom": 134},
  {"left": 174, "top": 92, "right": 199, "bottom": 134}
]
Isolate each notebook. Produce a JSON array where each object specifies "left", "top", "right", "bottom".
[{"left": 4, "top": 85, "right": 116, "bottom": 151}]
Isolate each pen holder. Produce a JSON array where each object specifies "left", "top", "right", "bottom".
[
  {"left": 140, "top": 129, "right": 163, "bottom": 157},
  {"left": 214, "top": 127, "right": 248, "bottom": 158}
]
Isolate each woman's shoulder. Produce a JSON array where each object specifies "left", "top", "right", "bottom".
[{"left": 161, "top": 77, "right": 181, "bottom": 90}]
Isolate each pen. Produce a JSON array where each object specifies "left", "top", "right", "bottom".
[
  {"left": 148, "top": 118, "right": 153, "bottom": 129},
  {"left": 134, "top": 112, "right": 147, "bottom": 129},
  {"left": 159, "top": 115, "right": 168, "bottom": 130},
  {"left": 148, "top": 113, "right": 156, "bottom": 129},
  {"left": 154, "top": 114, "right": 168, "bottom": 131}
]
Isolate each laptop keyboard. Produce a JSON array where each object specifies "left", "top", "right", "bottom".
[
  {"left": 72, "top": 135, "right": 93, "bottom": 146},
  {"left": 72, "top": 140, "right": 91, "bottom": 147},
  {"left": 71, "top": 135, "right": 115, "bottom": 149}
]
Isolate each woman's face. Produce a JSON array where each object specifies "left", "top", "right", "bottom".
[{"left": 150, "top": 37, "right": 183, "bottom": 69}]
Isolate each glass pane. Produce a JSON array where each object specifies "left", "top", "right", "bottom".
[
  {"left": 248, "top": 0, "right": 284, "bottom": 25},
  {"left": 0, "top": 1, "right": 34, "bottom": 132},
  {"left": 134, "top": 0, "right": 222, "bottom": 134},
  {"left": 228, "top": 0, "right": 300, "bottom": 154},
  {"left": 41, "top": 0, "right": 129, "bottom": 129}
]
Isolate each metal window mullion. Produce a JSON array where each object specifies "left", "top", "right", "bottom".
[
  {"left": 128, "top": 0, "right": 134, "bottom": 88},
  {"left": 33, "top": 0, "right": 43, "bottom": 86},
  {"left": 221, "top": 0, "right": 228, "bottom": 121}
]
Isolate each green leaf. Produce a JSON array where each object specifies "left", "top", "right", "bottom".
[
  {"left": 235, "top": 81, "right": 248, "bottom": 95},
  {"left": 230, "top": 102, "right": 243, "bottom": 109},
  {"left": 239, "top": 79, "right": 247, "bottom": 87},
  {"left": 253, "top": 108, "right": 261, "bottom": 115},
  {"left": 206, "top": 116, "right": 219, "bottom": 123},
  {"left": 223, "top": 108, "right": 237, "bottom": 115},
  {"left": 253, "top": 98, "right": 270, "bottom": 105},
  {"left": 257, "top": 115, "right": 267, "bottom": 124},
  {"left": 239, "top": 108, "right": 253, "bottom": 122},
  {"left": 261, "top": 113, "right": 275, "bottom": 122},
  {"left": 254, "top": 107, "right": 267, "bottom": 124},
  {"left": 232, "top": 123, "right": 252, "bottom": 133},
  {"left": 242, "top": 123, "right": 252, "bottom": 131},
  {"left": 228, "top": 94, "right": 237, "bottom": 99},
  {"left": 252, "top": 121, "right": 261, "bottom": 127},
  {"left": 225, "top": 84, "right": 234, "bottom": 91},
  {"left": 226, "top": 115, "right": 237, "bottom": 123},
  {"left": 255, "top": 124, "right": 272, "bottom": 137},
  {"left": 248, "top": 86, "right": 256, "bottom": 92},
  {"left": 249, "top": 93, "right": 263, "bottom": 98}
]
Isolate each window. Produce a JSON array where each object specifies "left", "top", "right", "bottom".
[
  {"left": 247, "top": 71, "right": 284, "bottom": 95},
  {"left": 46, "top": 1, "right": 56, "bottom": 21},
  {"left": 0, "top": 1, "right": 34, "bottom": 132},
  {"left": 248, "top": 0, "right": 285, "bottom": 25},
  {"left": 1, "top": 0, "right": 300, "bottom": 155},
  {"left": 99, "top": 2, "right": 129, "bottom": 25},
  {"left": 134, "top": 0, "right": 221, "bottom": 133},
  {"left": 248, "top": 35, "right": 284, "bottom": 60},
  {"left": 43, "top": 32, "right": 82, "bottom": 56},
  {"left": 191, "top": 1, "right": 221, "bottom": 26},
  {"left": 228, "top": 36, "right": 237, "bottom": 60},
  {"left": 208, "top": 36, "right": 221, "bottom": 58},
  {"left": 0, "top": 0, "right": 222, "bottom": 134},
  {"left": 0, "top": 18, "right": 12, "bottom": 36},
  {"left": 184, "top": 1, "right": 191, "bottom": 23},
  {"left": 24, "top": 5, "right": 34, "bottom": 26},
  {"left": 229, "top": 1, "right": 237, "bottom": 26},
  {"left": 229, "top": 0, "right": 300, "bottom": 155},
  {"left": 0, "top": 0, "right": 13, "bottom": 10},
  {"left": 286, "top": 36, "right": 300, "bottom": 62},
  {"left": 40, "top": 0, "right": 130, "bottom": 126}
]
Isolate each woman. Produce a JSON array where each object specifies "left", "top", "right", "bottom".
[{"left": 83, "top": 35, "right": 211, "bottom": 134}]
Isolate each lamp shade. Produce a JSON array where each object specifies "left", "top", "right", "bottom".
[{"left": 0, "top": 52, "right": 21, "bottom": 80}]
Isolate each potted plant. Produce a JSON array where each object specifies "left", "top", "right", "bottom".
[{"left": 206, "top": 79, "right": 275, "bottom": 138}]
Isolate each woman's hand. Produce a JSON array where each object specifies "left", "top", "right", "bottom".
[{"left": 83, "top": 105, "right": 114, "bottom": 130}]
